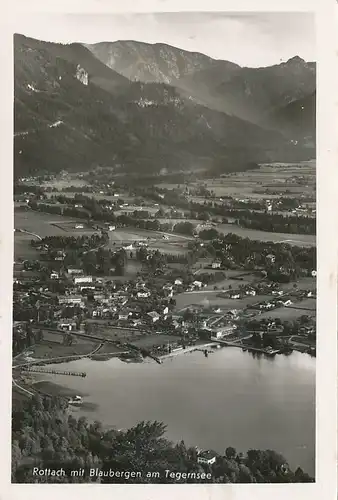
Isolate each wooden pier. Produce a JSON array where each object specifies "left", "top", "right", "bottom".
[
  {"left": 20, "top": 367, "right": 86, "bottom": 377},
  {"left": 211, "top": 338, "right": 280, "bottom": 356}
]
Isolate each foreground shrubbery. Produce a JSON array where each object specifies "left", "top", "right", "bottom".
[{"left": 12, "top": 394, "right": 314, "bottom": 484}]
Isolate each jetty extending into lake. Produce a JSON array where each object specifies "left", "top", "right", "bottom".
[{"left": 20, "top": 367, "right": 86, "bottom": 377}]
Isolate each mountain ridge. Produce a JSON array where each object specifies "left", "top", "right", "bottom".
[
  {"left": 86, "top": 39, "right": 313, "bottom": 70},
  {"left": 14, "top": 34, "right": 315, "bottom": 178},
  {"left": 85, "top": 39, "right": 315, "bottom": 134}
]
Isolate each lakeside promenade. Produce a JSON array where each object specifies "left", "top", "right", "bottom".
[{"left": 159, "top": 342, "right": 218, "bottom": 360}]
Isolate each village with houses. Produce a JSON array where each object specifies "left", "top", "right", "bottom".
[{"left": 13, "top": 165, "right": 316, "bottom": 407}]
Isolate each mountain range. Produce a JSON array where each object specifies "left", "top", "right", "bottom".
[{"left": 14, "top": 34, "right": 316, "bottom": 178}]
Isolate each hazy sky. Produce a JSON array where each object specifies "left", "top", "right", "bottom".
[{"left": 13, "top": 12, "right": 315, "bottom": 67}]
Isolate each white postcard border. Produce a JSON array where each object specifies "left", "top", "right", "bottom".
[{"left": 1, "top": 1, "right": 337, "bottom": 499}]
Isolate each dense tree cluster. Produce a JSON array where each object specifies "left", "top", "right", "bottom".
[
  {"left": 195, "top": 233, "right": 315, "bottom": 280},
  {"left": 244, "top": 315, "right": 316, "bottom": 351},
  {"left": 173, "top": 221, "right": 195, "bottom": 236},
  {"left": 31, "top": 234, "right": 108, "bottom": 251},
  {"left": 82, "top": 247, "right": 127, "bottom": 276},
  {"left": 12, "top": 324, "right": 43, "bottom": 355},
  {"left": 233, "top": 211, "right": 315, "bottom": 235},
  {"left": 123, "top": 187, "right": 315, "bottom": 234},
  {"left": 135, "top": 248, "right": 190, "bottom": 269},
  {"left": 29, "top": 235, "right": 127, "bottom": 277},
  {"left": 28, "top": 186, "right": 315, "bottom": 237},
  {"left": 28, "top": 201, "right": 176, "bottom": 234},
  {"left": 199, "top": 228, "right": 220, "bottom": 240},
  {"left": 12, "top": 395, "right": 313, "bottom": 484}
]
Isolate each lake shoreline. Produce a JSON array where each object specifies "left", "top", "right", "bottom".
[{"left": 24, "top": 348, "right": 315, "bottom": 476}]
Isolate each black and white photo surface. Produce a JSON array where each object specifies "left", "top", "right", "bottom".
[{"left": 12, "top": 11, "right": 317, "bottom": 484}]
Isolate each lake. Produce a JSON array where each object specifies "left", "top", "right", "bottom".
[{"left": 35, "top": 348, "right": 316, "bottom": 476}]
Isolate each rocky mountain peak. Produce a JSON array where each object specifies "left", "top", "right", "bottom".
[{"left": 284, "top": 55, "right": 308, "bottom": 67}]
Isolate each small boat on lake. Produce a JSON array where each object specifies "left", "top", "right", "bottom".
[{"left": 264, "top": 347, "right": 278, "bottom": 356}]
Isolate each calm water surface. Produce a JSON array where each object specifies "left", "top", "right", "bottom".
[{"left": 38, "top": 348, "right": 315, "bottom": 475}]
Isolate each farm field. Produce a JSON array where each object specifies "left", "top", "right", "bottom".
[
  {"left": 14, "top": 210, "right": 99, "bottom": 259},
  {"left": 14, "top": 232, "right": 40, "bottom": 260},
  {"left": 114, "top": 206, "right": 159, "bottom": 216},
  {"left": 41, "top": 178, "right": 89, "bottom": 189},
  {"left": 153, "top": 165, "right": 316, "bottom": 246},
  {"left": 15, "top": 209, "right": 315, "bottom": 250},
  {"left": 257, "top": 305, "right": 316, "bottom": 320},
  {"left": 279, "top": 277, "right": 316, "bottom": 292},
  {"left": 216, "top": 224, "right": 315, "bottom": 246},
  {"left": 290, "top": 336, "right": 316, "bottom": 347},
  {"left": 194, "top": 268, "right": 260, "bottom": 279},
  {"left": 197, "top": 269, "right": 257, "bottom": 280},
  {"left": 155, "top": 183, "right": 279, "bottom": 199},
  {"left": 148, "top": 240, "right": 190, "bottom": 255},
  {"left": 202, "top": 277, "right": 254, "bottom": 291},
  {"left": 105, "top": 228, "right": 192, "bottom": 256},
  {"left": 45, "top": 190, "right": 135, "bottom": 203},
  {"left": 291, "top": 298, "right": 316, "bottom": 311},
  {"left": 156, "top": 161, "right": 315, "bottom": 201},
  {"left": 15, "top": 210, "right": 70, "bottom": 237},
  {"left": 26, "top": 340, "right": 98, "bottom": 359},
  {"left": 93, "top": 344, "right": 131, "bottom": 355},
  {"left": 14, "top": 201, "right": 28, "bottom": 209},
  {"left": 158, "top": 187, "right": 314, "bottom": 200},
  {"left": 131, "top": 333, "right": 183, "bottom": 349},
  {"left": 175, "top": 291, "right": 272, "bottom": 312},
  {"left": 106, "top": 228, "right": 158, "bottom": 245},
  {"left": 167, "top": 263, "right": 187, "bottom": 270},
  {"left": 85, "top": 323, "right": 145, "bottom": 342},
  {"left": 50, "top": 220, "right": 95, "bottom": 235},
  {"left": 124, "top": 260, "right": 143, "bottom": 277},
  {"left": 83, "top": 325, "right": 185, "bottom": 349},
  {"left": 107, "top": 227, "right": 193, "bottom": 242},
  {"left": 155, "top": 217, "right": 200, "bottom": 226},
  {"left": 14, "top": 209, "right": 97, "bottom": 238}
]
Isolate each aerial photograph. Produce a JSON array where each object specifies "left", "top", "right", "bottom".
[{"left": 12, "top": 12, "right": 316, "bottom": 484}]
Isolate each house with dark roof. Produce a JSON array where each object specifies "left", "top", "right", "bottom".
[
  {"left": 118, "top": 309, "right": 132, "bottom": 321},
  {"left": 147, "top": 311, "right": 160, "bottom": 323},
  {"left": 197, "top": 450, "right": 218, "bottom": 465}
]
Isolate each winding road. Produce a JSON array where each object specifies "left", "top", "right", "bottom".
[{"left": 15, "top": 228, "right": 42, "bottom": 240}]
